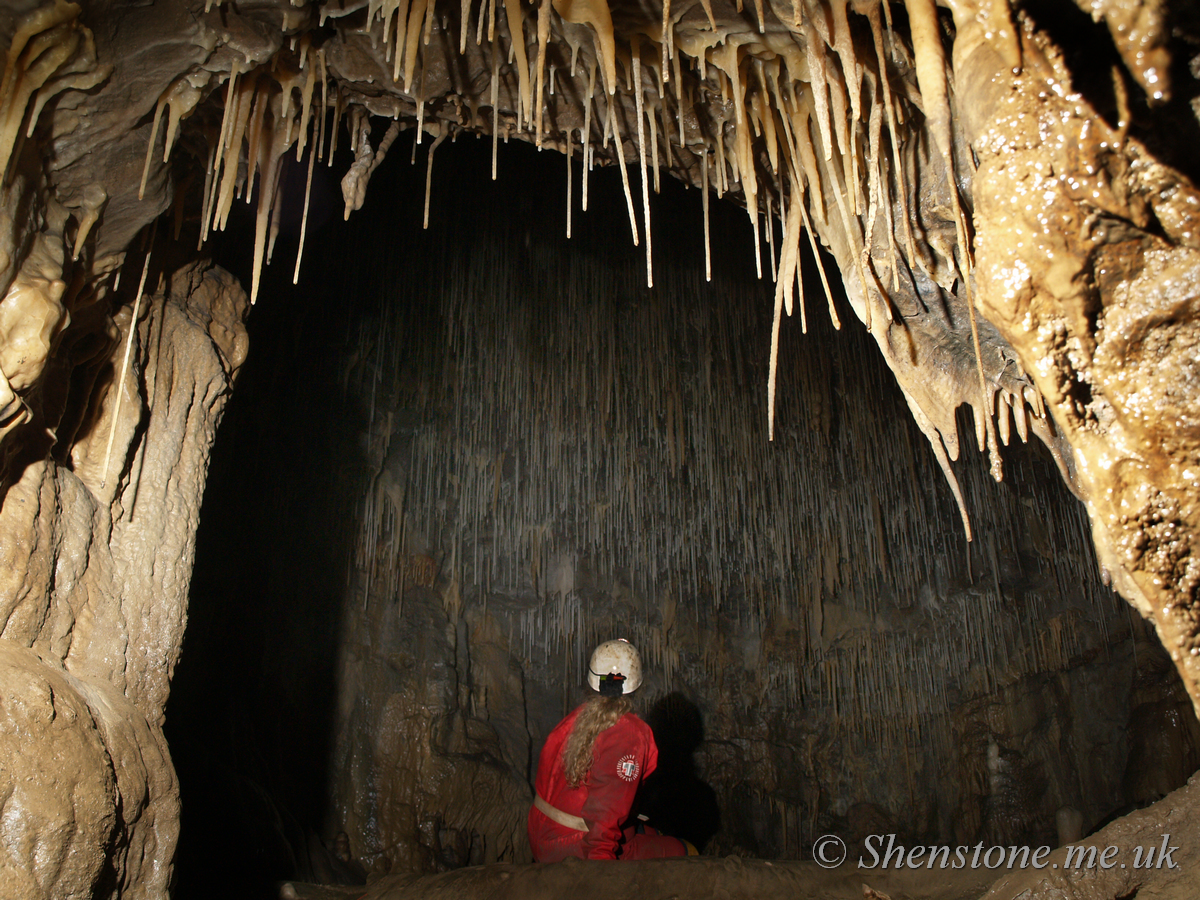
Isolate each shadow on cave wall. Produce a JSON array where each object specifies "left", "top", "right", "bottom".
[{"left": 640, "top": 692, "right": 722, "bottom": 851}]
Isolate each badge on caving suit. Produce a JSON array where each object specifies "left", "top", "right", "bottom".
[{"left": 617, "top": 754, "right": 640, "bottom": 781}]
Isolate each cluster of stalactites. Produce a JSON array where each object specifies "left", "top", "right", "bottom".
[
  {"left": 139, "top": 32, "right": 338, "bottom": 306},
  {"left": 138, "top": 0, "right": 1057, "bottom": 535}
]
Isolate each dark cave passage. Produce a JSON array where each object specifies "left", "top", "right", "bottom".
[{"left": 166, "top": 133, "right": 1200, "bottom": 898}]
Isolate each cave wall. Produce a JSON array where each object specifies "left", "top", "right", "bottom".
[{"left": 181, "top": 139, "right": 1195, "bottom": 880}]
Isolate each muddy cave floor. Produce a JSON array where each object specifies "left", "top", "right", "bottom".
[{"left": 264, "top": 773, "right": 1200, "bottom": 900}]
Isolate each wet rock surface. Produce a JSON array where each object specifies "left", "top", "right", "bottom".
[{"left": 0, "top": 256, "right": 247, "bottom": 895}]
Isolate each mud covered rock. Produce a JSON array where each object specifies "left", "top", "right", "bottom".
[{"left": 0, "top": 643, "right": 178, "bottom": 900}]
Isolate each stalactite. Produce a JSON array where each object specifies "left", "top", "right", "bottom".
[
  {"left": 491, "top": 38, "right": 500, "bottom": 179},
  {"left": 612, "top": 104, "right": 639, "bottom": 247},
  {"left": 905, "top": 0, "right": 1001, "bottom": 482},
  {"left": 534, "top": 0, "right": 551, "bottom": 146},
  {"left": 565, "top": 127, "right": 573, "bottom": 237},
  {"left": 701, "top": 150, "right": 711, "bottom": 282},
  {"left": 631, "top": 37, "right": 653, "bottom": 287},
  {"left": 423, "top": 128, "right": 447, "bottom": 228},
  {"left": 503, "top": 0, "right": 532, "bottom": 126},
  {"left": 1, "top": 0, "right": 106, "bottom": 181},
  {"left": 100, "top": 240, "right": 153, "bottom": 489},
  {"left": 582, "top": 60, "right": 595, "bottom": 208},
  {"left": 138, "top": 91, "right": 168, "bottom": 201},
  {"left": 293, "top": 116, "right": 318, "bottom": 284}
]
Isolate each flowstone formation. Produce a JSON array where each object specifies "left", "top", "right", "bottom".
[{"left": 0, "top": 0, "right": 1197, "bottom": 897}]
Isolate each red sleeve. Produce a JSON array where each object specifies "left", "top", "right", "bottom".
[{"left": 579, "top": 716, "right": 656, "bottom": 859}]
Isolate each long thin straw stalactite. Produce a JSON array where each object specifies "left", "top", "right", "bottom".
[{"left": 100, "top": 240, "right": 154, "bottom": 489}]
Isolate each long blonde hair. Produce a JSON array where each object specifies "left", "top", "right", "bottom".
[{"left": 563, "top": 695, "right": 632, "bottom": 787}]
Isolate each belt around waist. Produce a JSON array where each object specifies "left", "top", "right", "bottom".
[{"left": 534, "top": 793, "right": 588, "bottom": 832}]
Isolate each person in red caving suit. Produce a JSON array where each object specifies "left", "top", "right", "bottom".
[{"left": 528, "top": 638, "right": 699, "bottom": 861}]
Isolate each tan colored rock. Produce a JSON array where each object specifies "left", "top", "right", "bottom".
[
  {"left": 0, "top": 642, "right": 178, "bottom": 900},
  {"left": 953, "top": 7, "right": 1200, "bottom": 715},
  {"left": 0, "top": 255, "right": 246, "bottom": 893}
]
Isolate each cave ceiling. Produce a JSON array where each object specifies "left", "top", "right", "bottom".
[{"left": 0, "top": 0, "right": 1198, "bottom": 892}]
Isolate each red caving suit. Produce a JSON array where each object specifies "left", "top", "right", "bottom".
[{"left": 528, "top": 703, "right": 688, "bottom": 861}]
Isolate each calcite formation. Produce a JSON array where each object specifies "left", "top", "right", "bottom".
[{"left": 0, "top": 0, "right": 1197, "bottom": 896}]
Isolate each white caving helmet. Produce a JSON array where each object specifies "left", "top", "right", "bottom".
[{"left": 587, "top": 639, "right": 643, "bottom": 695}]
